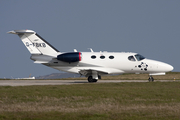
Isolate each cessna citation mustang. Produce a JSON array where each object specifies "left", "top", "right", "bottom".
[{"left": 8, "top": 30, "right": 174, "bottom": 82}]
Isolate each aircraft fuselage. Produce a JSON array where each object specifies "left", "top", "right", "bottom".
[{"left": 38, "top": 52, "right": 173, "bottom": 77}]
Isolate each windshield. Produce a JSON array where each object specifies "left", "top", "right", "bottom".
[{"left": 135, "top": 54, "right": 145, "bottom": 61}]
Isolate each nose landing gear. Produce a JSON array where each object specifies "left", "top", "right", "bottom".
[{"left": 148, "top": 76, "right": 154, "bottom": 82}]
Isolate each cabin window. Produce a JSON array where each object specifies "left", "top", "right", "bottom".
[
  {"left": 128, "top": 56, "right": 136, "bottom": 61},
  {"left": 135, "top": 54, "right": 145, "bottom": 61},
  {"left": 100, "top": 56, "right": 105, "bottom": 59},
  {"left": 91, "top": 55, "right": 96, "bottom": 59},
  {"left": 109, "top": 56, "right": 114, "bottom": 59}
]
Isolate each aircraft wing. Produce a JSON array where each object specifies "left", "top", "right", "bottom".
[
  {"left": 34, "top": 61, "right": 49, "bottom": 64},
  {"left": 78, "top": 67, "right": 124, "bottom": 77}
]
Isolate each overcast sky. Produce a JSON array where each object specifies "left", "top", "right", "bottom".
[{"left": 1, "top": 0, "right": 180, "bottom": 78}]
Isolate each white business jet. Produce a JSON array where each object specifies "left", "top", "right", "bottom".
[{"left": 8, "top": 30, "right": 173, "bottom": 82}]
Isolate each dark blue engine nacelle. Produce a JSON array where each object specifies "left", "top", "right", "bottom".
[{"left": 57, "top": 52, "right": 82, "bottom": 63}]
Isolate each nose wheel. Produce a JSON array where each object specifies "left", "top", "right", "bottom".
[{"left": 148, "top": 76, "right": 154, "bottom": 82}]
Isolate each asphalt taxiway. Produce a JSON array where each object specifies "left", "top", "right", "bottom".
[{"left": 0, "top": 80, "right": 176, "bottom": 86}]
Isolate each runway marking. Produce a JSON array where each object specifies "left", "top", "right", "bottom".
[{"left": 0, "top": 80, "right": 177, "bottom": 86}]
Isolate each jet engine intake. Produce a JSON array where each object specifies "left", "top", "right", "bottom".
[{"left": 57, "top": 52, "right": 82, "bottom": 63}]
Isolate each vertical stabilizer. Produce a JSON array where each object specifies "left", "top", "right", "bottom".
[{"left": 8, "top": 30, "right": 59, "bottom": 55}]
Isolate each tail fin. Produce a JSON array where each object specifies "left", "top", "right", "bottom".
[{"left": 8, "top": 30, "right": 59, "bottom": 55}]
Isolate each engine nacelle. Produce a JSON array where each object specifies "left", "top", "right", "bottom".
[{"left": 57, "top": 52, "right": 82, "bottom": 63}]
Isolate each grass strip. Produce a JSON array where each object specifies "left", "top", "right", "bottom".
[{"left": 0, "top": 82, "right": 180, "bottom": 119}]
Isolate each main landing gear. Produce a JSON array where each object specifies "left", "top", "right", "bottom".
[
  {"left": 148, "top": 76, "right": 154, "bottom": 82},
  {"left": 88, "top": 76, "right": 98, "bottom": 82}
]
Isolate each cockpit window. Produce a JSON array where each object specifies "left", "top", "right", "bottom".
[
  {"left": 128, "top": 56, "right": 136, "bottom": 61},
  {"left": 135, "top": 54, "right": 145, "bottom": 61}
]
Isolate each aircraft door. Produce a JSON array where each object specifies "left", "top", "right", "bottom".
[{"left": 128, "top": 55, "right": 137, "bottom": 71}]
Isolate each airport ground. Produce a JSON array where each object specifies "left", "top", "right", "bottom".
[
  {"left": 0, "top": 79, "right": 178, "bottom": 86},
  {"left": 0, "top": 72, "right": 180, "bottom": 120},
  {"left": 0, "top": 72, "right": 179, "bottom": 86}
]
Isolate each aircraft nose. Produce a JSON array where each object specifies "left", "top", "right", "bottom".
[
  {"left": 167, "top": 64, "right": 174, "bottom": 71},
  {"left": 160, "top": 63, "right": 174, "bottom": 72}
]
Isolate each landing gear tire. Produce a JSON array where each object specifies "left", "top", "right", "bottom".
[
  {"left": 148, "top": 76, "right": 154, "bottom": 82},
  {"left": 88, "top": 76, "right": 97, "bottom": 83}
]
